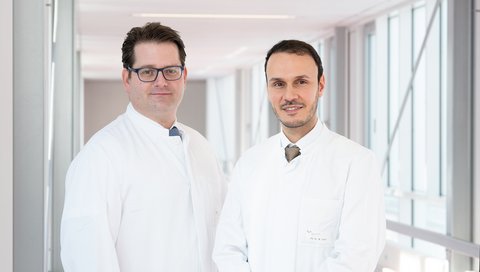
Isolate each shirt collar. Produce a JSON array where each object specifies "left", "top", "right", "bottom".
[
  {"left": 126, "top": 103, "right": 181, "bottom": 138},
  {"left": 279, "top": 120, "right": 325, "bottom": 152}
]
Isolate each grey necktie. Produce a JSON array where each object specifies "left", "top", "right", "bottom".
[
  {"left": 285, "top": 144, "right": 301, "bottom": 162},
  {"left": 169, "top": 126, "right": 181, "bottom": 137}
]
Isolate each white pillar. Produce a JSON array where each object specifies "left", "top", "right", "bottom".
[
  {"left": 0, "top": 0, "right": 13, "bottom": 271},
  {"left": 473, "top": 0, "right": 480, "bottom": 270},
  {"left": 446, "top": 0, "right": 474, "bottom": 270},
  {"left": 52, "top": 0, "right": 75, "bottom": 270},
  {"left": 331, "top": 27, "right": 348, "bottom": 136},
  {"left": 13, "top": 0, "right": 47, "bottom": 270}
]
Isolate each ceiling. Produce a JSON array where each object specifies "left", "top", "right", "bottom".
[{"left": 77, "top": 0, "right": 410, "bottom": 80}]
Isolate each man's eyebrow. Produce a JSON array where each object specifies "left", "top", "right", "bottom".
[
  {"left": 268, "top": 75, "right": 310, "bottom": 82},
  {"left": 294, "top": 75, "right": 310, "bottom": 79},
  {"left": 135, "top": 64, "right": 180, "bottom": 68},
  {"left": 268, "top": 77, "right": 284, "bottom": 82}
]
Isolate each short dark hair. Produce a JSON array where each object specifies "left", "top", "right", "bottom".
[
  {"left": 121, "top": 22, "right": 186, "bottom": 69},
  {"left": 264, "top": 40, "right": 323, "bottom": 81}
]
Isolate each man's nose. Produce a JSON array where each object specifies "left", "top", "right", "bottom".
[
  {"left": 153, "top": 71, "right": 168, "bottom": 86},
  {"left": 284, "top": 85, "right": 298, "bottom": 101}
]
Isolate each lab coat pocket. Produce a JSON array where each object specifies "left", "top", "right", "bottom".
[{"left": 297, "top": 198, "right": 341, "bottom": 247}]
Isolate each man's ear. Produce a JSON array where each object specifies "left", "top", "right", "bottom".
[
  {"left": 122, "top": 68, "right": 131, "bottom": 92},
  {"left": 183, "top": 66, "right": 188, "bottom": 84},
  {"left": 318, "top": 74, "right": 326, "bottom": 97}
]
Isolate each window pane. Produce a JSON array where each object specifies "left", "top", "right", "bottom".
[
  {"left": 440, "top": 0, "right": 447, "bottom": 197},
  {"left": 387, "top": 15, "right": 399, "bottom": 190},
  {"left": 412, "top": 5, "right": 428, "bottom": 193},
  {"left": 207, "top": 75, "right": 236, "bottom": 174},
  {"left": 388, "top": 15, "right": 411, "bottom": 192},
  {"left": 250, "top": 63, "right": 269, "bottom": 144},
  {"left": 366, "top": 32, "right": 376, "bottom": 149}
]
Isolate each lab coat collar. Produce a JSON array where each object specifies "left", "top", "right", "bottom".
[
  {"left": 125, "top": 103, "right": 183, "bottom": 139},
  {"left": 279, "top": 120, "right": 326, "bottom": 154}
]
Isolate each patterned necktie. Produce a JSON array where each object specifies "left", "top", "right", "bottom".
[
  {"left": 169, "top": 126, "right": 181, "bottom": 137},
  {"left": 285, "top": 144, "right": 301, "bottom": 162}
]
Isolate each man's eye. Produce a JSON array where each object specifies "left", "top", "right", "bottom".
[
  {"left": 272, "top": 82, "right": 285, "bottom": 88},
  {"left": 296, "top": 79, "right": 308, "bottom": 85},
  {"left": 164, "top": 68, "right": 179, "bottom": 75},
  {"left": 140, "top": 69, "right": 155, "bottom": 76}
]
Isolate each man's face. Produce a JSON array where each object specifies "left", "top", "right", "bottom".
[
  {"left": 266, "top": 52, "right": 324, "bottom": 137},
  {"left": 122, "top": 41, "right": 187, "bottom": 127}
]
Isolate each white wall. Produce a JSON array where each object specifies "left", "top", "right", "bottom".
[
  {"left": 84, "top": 79, "right": 207, "bottom": 143},
  {"left": 84, "top": 79, "right": 129, "bottom": 142},
  {"left": 178, "top": 80, "right": 207, "bottom": 136},
  {"left": 0, "top": 0, "right": 13, "bottom": 271}
]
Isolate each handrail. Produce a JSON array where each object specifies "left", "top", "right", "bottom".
[
  {"left": 386, "top": 220, "right": 480, "bottom": 258},
  {"left": 384, "top": 187, "right": 445, "bottom": 205}
]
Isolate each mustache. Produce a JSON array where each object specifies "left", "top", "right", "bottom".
[{"left": 281, "top": 100, "right": 303, "bottom": 108}]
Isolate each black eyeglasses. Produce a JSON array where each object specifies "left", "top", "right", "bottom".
[{"left": 127, "top": 66, "right": 184, "bottom": 82}]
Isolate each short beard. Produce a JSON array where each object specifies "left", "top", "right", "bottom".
[{"left": 272, "top": 93, "right": 319, "bottom": 129}]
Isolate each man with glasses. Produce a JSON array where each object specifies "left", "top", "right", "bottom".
[{"left": 61, "top": 22, "right": 226, "bottom": 272}]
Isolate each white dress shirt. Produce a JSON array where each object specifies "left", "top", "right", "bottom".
[
  {"left": 213, "top": 121, "right": 385, "bottom": 272},
  {"left": 61, "top": 104, "right": 226, "bottom": 272}
]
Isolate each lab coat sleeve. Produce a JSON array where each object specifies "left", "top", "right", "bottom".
[
  {"left": 60, "top": 144, "right": 122, "bottom": 272},
  {"left": 318, "top": 150, "right": 386, "bottom": 272},
  {"left": 212, "top": 167, "right": 251, "bottom": 272}
]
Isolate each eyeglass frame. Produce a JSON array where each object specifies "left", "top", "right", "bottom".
[{"left": 127, "top": 65, "right": 185, "bottom": 82}]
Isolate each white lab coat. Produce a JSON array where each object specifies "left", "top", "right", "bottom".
[
  {"left": 213, "top": 122, "right": 385, "bottom": 272},
  {"left": 61, "top": 104, "right": 226, "bottom": 272}
]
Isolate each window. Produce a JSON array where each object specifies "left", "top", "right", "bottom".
[
  {"left": 367, "top": 0, "right": 448, "bottom": 259},
  {"left": 365, "top": 27, "right": 376, "bottom": 149},
  {"left": 250, "top": 63, "right": 269, "bottom": 145},
  {"left": 206, "top": 75, "right": 236, "bottom": 174}
]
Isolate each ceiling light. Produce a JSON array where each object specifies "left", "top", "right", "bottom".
[
  {"left": 225, "top": 47, "right": 248, "bottom": 59},
  {"left": 132, "top": 13, "right": 295, "bottom": 20}
]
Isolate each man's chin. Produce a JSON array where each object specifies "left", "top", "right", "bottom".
[{"left": 280, "top": 120, "right": 305, "bottom": 129}]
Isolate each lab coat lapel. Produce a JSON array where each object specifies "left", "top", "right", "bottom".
[
  {"left": 181, "top": 134, "right": 211, "bottom": 272},
  {"left": 162, "top": 136, "right": 189, "bottom": 179}
]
